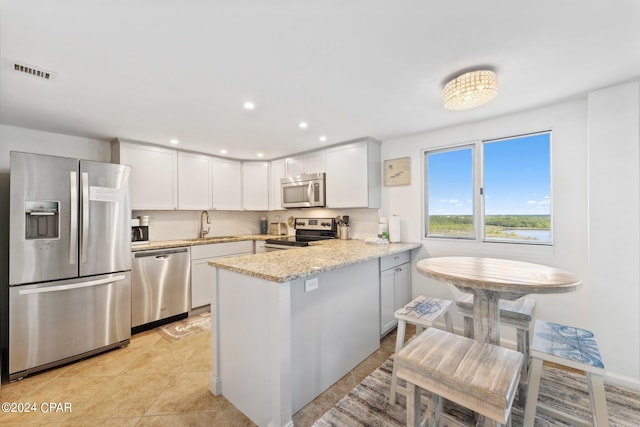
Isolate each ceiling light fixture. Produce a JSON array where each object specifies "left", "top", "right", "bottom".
[
  {"left": 220, "top": 149, "right": 227, "bottom": 154},
  {"left": 319, "top": 136, "right": 327, "bottom": 142},
  {"left": 298, "top": 121, "right": 308, "bottom": 129},
  {"left": 243, "top": 101, "right": 255, "bottom": 110},
  {"left": 257, "top": 153, "right": 264, "bottom": 158},
  {"left": 170, "top": 139, "right": 180, "bottom": 145},
  {"left": 443, "top": 69, "right": 498, "bottom": 110}
]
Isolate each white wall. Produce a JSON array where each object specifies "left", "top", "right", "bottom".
[
  {"left": 587, "top": 82, "right": 640, "bottom": 385},
  {"left": 380, "top": 81, "right": 640, "bottom": 388}
]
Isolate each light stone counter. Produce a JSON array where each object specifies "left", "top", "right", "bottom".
[
  {"left": 208, "top": 239, "right": 421, "bottom": 282},
  {"left": 131, "top": 234, "right": 275, "bottom": 252}
]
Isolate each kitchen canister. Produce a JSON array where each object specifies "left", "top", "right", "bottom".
[
  {"left": 378, "top": 217, "right": 389, "bottom": 240},
  {"left": 388, "top": 215, "right": 401, "bottom": 242},
  {"left": 260, "top": 216, "right": 268, "bottom": 234}
]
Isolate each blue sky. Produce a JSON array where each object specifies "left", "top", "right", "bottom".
[{"left": 427, "top": 133, "right": 551, "bottom": 215}]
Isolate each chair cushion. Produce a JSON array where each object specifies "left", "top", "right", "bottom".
[
  {"left": 532, "top": 320, "right": 604, "bottom": 369},
  {"left": 394, "top": 295, "right": 452, "bottom": 325}
]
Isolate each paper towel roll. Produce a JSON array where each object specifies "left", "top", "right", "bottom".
[{"left": 388, "top": 215, "right": 401, "bottom": 243}]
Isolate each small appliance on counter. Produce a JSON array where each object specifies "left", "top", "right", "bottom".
[
  {"left": 269, "top": 222, "right": 287, "bottom": 235},
  {"left": 131, "top": 218, "right": 149, "bottom": 244}
]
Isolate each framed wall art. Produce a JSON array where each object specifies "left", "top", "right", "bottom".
[{"left": 384, "top": 157, "right": 411, "bottom": 186}]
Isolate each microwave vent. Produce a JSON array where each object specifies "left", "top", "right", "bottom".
[{"left": 5, "top": 59, "right": 57, "bottom": 81}]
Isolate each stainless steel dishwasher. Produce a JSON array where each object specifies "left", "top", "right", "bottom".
[{"left": 131, "top": 247, "right": 191, "bottom": 328}]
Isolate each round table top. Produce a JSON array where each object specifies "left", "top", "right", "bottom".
[{"left": 417, "top": 256, "right": 581, "bottom": 296}]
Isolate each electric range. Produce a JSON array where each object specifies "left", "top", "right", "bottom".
[{"left": 264, "top": 218, "right": 336, "bottom": 251}]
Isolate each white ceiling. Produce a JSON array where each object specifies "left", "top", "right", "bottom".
[{"left": 1, "top": 1, "right": 640, "bottom": 160}]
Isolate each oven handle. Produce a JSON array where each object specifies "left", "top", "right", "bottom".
[{"left": 264, "top": 243, "right": 293, "bottom": 250}]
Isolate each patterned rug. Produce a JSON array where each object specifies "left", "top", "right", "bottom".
[
  {"left": 313, "top": 355, "right": 640, "bottom": 426},
  {"left": 157, "top": 312, "right": 211, "bottom": 342}
]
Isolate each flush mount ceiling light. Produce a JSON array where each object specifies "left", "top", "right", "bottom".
[
  {"left": 298, "top": 121, "right": 308, "bottom": 129},
  {"left": 443, "top": 69, "right": 498, "bottom": 110},
  {"left": 169, "top": 139, "right": 180, "bottom": 145},
  {"left": 243, "top": 101, "right": 255, "bottom": 110}
]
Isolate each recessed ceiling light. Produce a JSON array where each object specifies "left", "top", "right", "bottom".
[
  {"left": 298, "top": 122, "right": 308, "bottom": 129},
  {"left": 257, "top": 153, "right": 264, "bottom": 158},
  {"left": 170, "top": 139, "right": 179, "bottom": 145},
  {"left": 243, "top": 101, "right": 255, "bottom": 110},
  {"left": 220, "top": 149, "right": 227, "bottom": 154},
  {"left": 319, "top": 136, "right": 327, "bottom": 142}
]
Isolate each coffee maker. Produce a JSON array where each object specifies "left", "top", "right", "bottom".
[{"left": 131, "top": 218, "right": 149, "bottom": 244}]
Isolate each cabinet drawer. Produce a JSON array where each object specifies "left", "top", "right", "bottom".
[
  {"left": 380, "top": 251, "right": 410, "bottom": 271},
  {"left": 191, "top": 241, "right": 254, "bottom": 260}
]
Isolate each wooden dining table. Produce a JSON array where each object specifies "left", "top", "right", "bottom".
[{"left": 416, "top": 256, "right": 582, "bottom": 346}]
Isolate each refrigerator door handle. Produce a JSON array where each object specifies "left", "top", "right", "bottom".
[
  {"left": 70, "top": 171, "right": 78, "bottom": 265},
  {"left": 18, "top": 274, "right": 127, "bottom": 295},
  {"left": 81, "top": 172, "right": 89, "bottom": 264}
]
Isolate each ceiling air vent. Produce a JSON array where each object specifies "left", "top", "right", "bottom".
[{"left": 5, "top": 59, "right": 57, "bottom": 81}]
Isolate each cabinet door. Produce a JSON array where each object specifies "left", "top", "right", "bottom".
[
  {"left": 243, "top": 162, "right": 269, "bottom": 211},
  {"left": 211, "top": 157, "right": 242, "bottom": 210},
  {"left": 178, "top": 152, "right": 212, "bottom": 210},
  {"left": 191, "top": 258, "right": 215, "bottom": 309},
  {"left": 394, "top": 263, "right": 411, "bottom": 311},
  {"left": 269, "top": 159, "right": 285, "bottom": 210},
  {"left": 380, "top": 267, "right": 397, "bottom": 335},
  {"left": 304, "top": 150, "right": 325, "bottom": 174},
  {"left": 325, "top": 142, "right": 368, "bottom": 208},
  {"left": 119, "top": 143, "right": 177, "bottom": 210},
  {"left": 285, "top": 156, "right": 304, "bottom": 177}
]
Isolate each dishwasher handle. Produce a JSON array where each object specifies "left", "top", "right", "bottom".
[{"left": 134, "top": 247, "right": 189, "bottom": 258}]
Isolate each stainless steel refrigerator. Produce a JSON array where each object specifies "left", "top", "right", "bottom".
[{"left": 9, "top": 152, "right": 132, "bottom": 380}]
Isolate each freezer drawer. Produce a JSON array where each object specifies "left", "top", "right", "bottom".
[
  {"left": 9, "top": 272, "right": 131, "bottom": 380},
  {"left": 132, "top": 247, "right": 190, "bottom": 327}
]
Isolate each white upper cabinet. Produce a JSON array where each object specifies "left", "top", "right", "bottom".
[
  {"left": 178, "top": 151, "right": 212, "bottom": 210},
  {"left": 325, "top": 138, "right": 381, "bottom": 209},
  {"left": 243, "top": 161, "right": 269, "bottom": 211},
  {"left": 269, "top": 159, "right": 285, "bottom": 210},
  {"left": 112, "top": 140, "right": 178, "bottom": 210},
  {"left": 211, "top": 157, "right": 243, "bottom": 210},
  {"left": 285, "top": 150, "right": 325, "bottom": 177}
]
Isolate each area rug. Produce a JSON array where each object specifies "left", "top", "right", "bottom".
[
  {"left": 313, "top": 355, "right": 640, "bottom": 426},
  {"left": 157, "top": 312, "right": 211, "bottom": 342}
]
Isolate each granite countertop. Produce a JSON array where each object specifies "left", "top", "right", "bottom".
[
  {"left": 208, "top": 239, "right": 422, "bottom": 283},
  {"left": 131, "top": 234, "right": 276, "bottom": 252}
]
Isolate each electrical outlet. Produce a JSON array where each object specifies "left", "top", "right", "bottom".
[{"left": 305, "top": 277, "right": 319, "bottom": 292}]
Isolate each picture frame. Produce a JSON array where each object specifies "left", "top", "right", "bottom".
[{"left": 384, "top": 157, "right": 411, "bottom": 186}]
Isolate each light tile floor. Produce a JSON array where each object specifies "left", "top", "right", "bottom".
[{"left": 0, "top": 317, "right": 409, "bottom": 426}]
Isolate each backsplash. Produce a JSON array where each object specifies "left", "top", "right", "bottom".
[{"left": 132, "top": 208, "right": 380, "bottom": 242}]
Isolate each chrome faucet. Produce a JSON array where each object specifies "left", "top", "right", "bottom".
[{"left": 200, "top": 210, "right": 211, "bottom": 239}]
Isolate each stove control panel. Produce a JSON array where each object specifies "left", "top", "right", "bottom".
[{"left": 294, "top": 217, "right": 336, "bottom": 231}]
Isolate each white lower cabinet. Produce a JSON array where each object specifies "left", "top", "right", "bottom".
[
  {"left": 379, "top": 251, "right": 411, "bottom": 336},
  {"left": 190, "top": 241, "right": 254, "bottom": 309}
]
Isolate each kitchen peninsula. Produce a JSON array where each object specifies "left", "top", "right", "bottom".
[{"left": 208, "top": 239, "right": 421, "bottom": 427}]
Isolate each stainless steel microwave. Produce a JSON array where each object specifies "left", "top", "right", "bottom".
[{"left": 281, "top": 173, "right": 326, "bottom": 208}]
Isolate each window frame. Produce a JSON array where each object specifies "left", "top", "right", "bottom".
[
  {"left": 423, "top": 130, "right": 553, "bottom": 246},
  {"left": 424, "top": 142, "right": 478, "bottom": 240}
]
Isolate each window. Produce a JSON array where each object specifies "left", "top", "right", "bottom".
[
  {"left": 426, "top": 146, "right": 475, "bottom": 238},
  {"left": 425, "top": 131, "right": 551, "bottom": 244}
]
